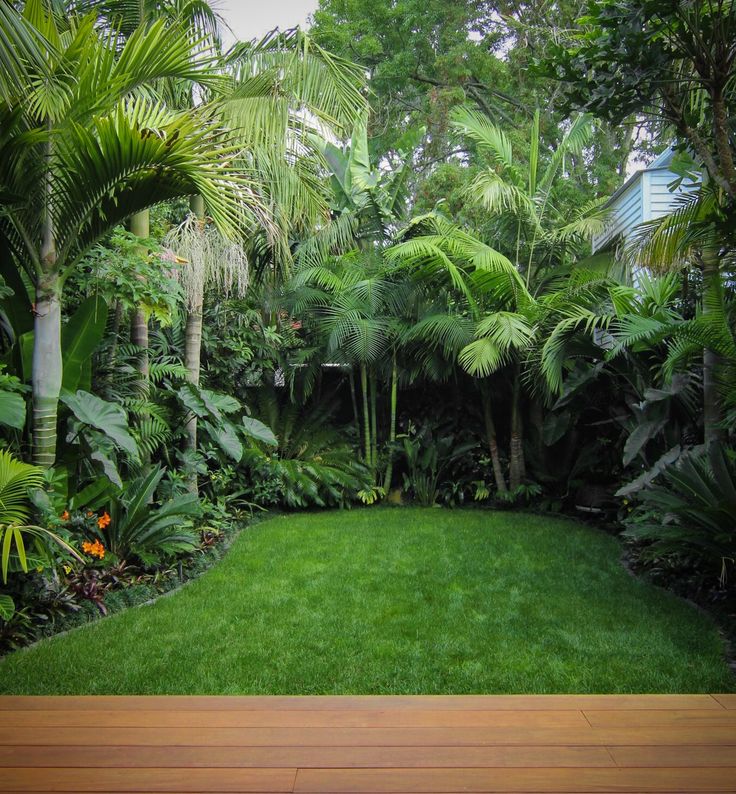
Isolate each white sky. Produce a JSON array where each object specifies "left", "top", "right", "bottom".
[{"left": 216, "top": 0, "right": 320, "bottom": 44}]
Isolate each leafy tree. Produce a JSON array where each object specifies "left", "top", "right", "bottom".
[
  {"left": 311, "top": 0, "right": 629, "bottom": 206},
  {"left": 546, "top": 0, "right": 736, "bottom": 204}
]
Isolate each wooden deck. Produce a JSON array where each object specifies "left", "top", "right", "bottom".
[{"left": 0, "top": 695, "right": 735, "bottom": 792}]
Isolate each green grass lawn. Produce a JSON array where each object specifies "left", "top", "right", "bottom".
[{"left": 0, "top": 507, "right": 733, "bottom": 694}]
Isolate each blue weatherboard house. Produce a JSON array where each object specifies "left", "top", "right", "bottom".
[{"left": 592, "top": 148, "right": 698, "bottom": 254}]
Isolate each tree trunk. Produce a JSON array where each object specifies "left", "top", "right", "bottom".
[
  {"left": 33, "top": 129, "right": 60, "bottom": 468},
  {"left": 383, "top": 352, "right": 398, "bottom": 493},
  {"left": 184, "top": 195, "right": 206, "bottom": 492},
  {"left": 481, "top": 382, "right": 507, "bottom": 494},
  {"left": 702, "top": 250, "right": 723, "bottom": 445},
  {"left": 32, "top": 272, "right": 62, "bottom": 468},
  {"left": 129, "top": 210, "right": 150, "bottom": 386},
  {"left": 369, "top": 371, "right": 378, "bottom": 473},
  {"left": 509, "top": 369, "right": 525, "bottom": 491},
  {"left": 184, "top": 302, "right": 203, "bottom": 476},
  {"left": 360, "top": 363, "right": 371, "bottom": 470},
  {"left": 108, "top": 300, "right": 123, "bottom": 376},
  {"left": 349, "top": 368, "right": 360, "bottom": 442}
]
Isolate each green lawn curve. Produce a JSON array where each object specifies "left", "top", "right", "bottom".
[{"left": 0, "top": 507, "right": 732, "bottom": 694}]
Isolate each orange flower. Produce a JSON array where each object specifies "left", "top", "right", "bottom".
[
  {"left": 60, "top": 510, "right": 70, "bottom": 521},
  {"left": 82, "top": 540, "right": 106, "bottom": 560},
  {"left": 97, "top": 512, "right": 111, "bottom": 529},
  {"left": 86, "top": 511, "right": 93, "bottom": 517}
]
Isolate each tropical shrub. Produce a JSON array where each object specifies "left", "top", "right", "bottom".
[
  {"left": 399, "top": 421, "right": 478, "bottom": 507},
  {"left": 240, "top": 391, "right": 372, "bottom": 508},
  {"left": 624, "top": 445, "right": 736, "bottom": 587},
  {"left": 97, "top": 467, "right": 200, "bottom": 564},
  {"left": 0, "top": 450, "right": 79, "bottom": 621}
]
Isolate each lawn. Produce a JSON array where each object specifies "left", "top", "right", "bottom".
[{"left": 0, "top": 508, "right": 732, "bottom": 694}]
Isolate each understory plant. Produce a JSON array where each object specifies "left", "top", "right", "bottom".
[
  {"left": 98, "top": 467, "right": 201, "bottom": 564},
  {"left": 624, "top": 444, "right": 736, "bottom": 588}
]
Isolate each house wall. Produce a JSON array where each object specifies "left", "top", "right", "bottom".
[
  {"left": 592, "top": 177, "right": 642, "bottom": 252},
  {"left": 592, "top": 167, "right": 697, "bottom": 253},
  {"left": 646, "top": 168, "right": 695, "bottom": 220}
]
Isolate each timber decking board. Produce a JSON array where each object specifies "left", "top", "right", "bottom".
[
  {"left": 0, "top": 709, "right": 590, "bottom": 728},
  {"left": 0, "top": 745, "right": 618, "bottom": 768},
  {"left": 3, "top": 725, "right": 736, "bottom": 747},
  {"left": 0, "top": 696, "right": 734, "bottom": 793},
  {"left": 0, "top": 695, "right": 725, "bottom": 711}
]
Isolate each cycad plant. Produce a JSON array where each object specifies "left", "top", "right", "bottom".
[
  {"left": 0, "top": 3, "right": 244, "bottom": 467},
  {"left": 624, "top": 444, "right": 736, "bottom": 587},
  {"left": 100, "top": 465, "right": 200, "bottom": 562}
]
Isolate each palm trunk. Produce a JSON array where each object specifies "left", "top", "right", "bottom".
[
  {"left": 481, "top": 382, "right": 507, "bottom": 494},
  {"left": 130, "top": 210, "right": 150, "bottom": 387},
  {"left": 33, "top": 130, "right": 61, "bottom": 468},
  {"left": 349, "top": 368, "right": 360, "bottom": 444},
  {"left": 509, "top": 369, "right": 525, "bottom": 491},
  {"left": 184, "top": 195, "right": 206, "bottom": 492},
  {"left": 360, "top": 363, "right": 371, "bottom": 471},
  {"left": 702, "top": 250, "right": 723, "bottom": 445},
  {"left": 130, "top": 307, "right": 149, "bottom": 381},
  {"left": 108, "top": 300, "right": 123, "bottom": 376},
  {"left": 383, "top": 352, "right": 398, "bottom": 493},
  {"left": 32, "top": 272, "right": 62, "bottom": 468},
  {"left": 370, "top": 371, "right": 378, "bottom": 473}
]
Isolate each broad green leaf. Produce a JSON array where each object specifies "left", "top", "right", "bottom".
[
  {"left": 542, "top": 411, "right": 572, "bottom": 446},
  {"left": 242, "top": 416, "right": 278, "bottom": 447},
  {"left": 203, "top": 389, "right": 240, "bottom": 415},
  {"left": 0, "top": 594, "right": 14, "bottom": 621},
  {"left": 62, "top": 295, "right": 108, "bottom": 392},
  {"left": 622, "top": 418, "right": 668, "bottom": 468},
  {"left": 90, "top": 450, "right": 123, "bottom": 488},
  {"left": 70, "top": 477, "right": 117, "bottom": 511},
  {"left": 177, "top": 383, "right": 239, "bottom": 421},
  {"left": 61, "top": 390, "right": 139, "bottom": 461},
  {"left": 0, "top": 391, "right": 25, "bottom": 429},
  {"left": 202, "top": 419, "right": 243, "bottom": 461}
]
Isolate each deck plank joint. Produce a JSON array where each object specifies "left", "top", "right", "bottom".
[{"left": 0, "top": 695, "right": 734, "bottom": 792}]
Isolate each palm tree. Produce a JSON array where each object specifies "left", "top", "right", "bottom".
[
  {"left": 450, "top": 107, "right": 607, "bottom": 294},
  {"left": 284, "top": 121, "right": 413, "bottom": 491},
  {"left": 386, "top": 109, "right": 608, "bottom": 492},
  {"left": 161, "top": 28, "right": 367, "bottom": 484},
  {"left": 85, "top": 0, "right": 226, "bottom": 391},
  {"left": 0, "top": 6, "right": 244, "bottom": 466},
  {"left": 626, "top": 186, "right": 734, "bottom": 444},
  {"left": 286, "top": 252, "right": 391, "bottom": 482},
  {"left": 386, "top": 213, "right": 532, "bottom": 491}
]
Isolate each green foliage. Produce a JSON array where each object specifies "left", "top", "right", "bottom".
[
  {"left": 79, "top": 230, "right": 181, "bottom": 325},
  {"left": 544, "top": 0, "right": 736, "bottom": 204},
  {"left": 0, "top": 449, "right": 44, "bottom": 527},
  {"left": 241, "top": 391, "right": 372, "bottom": 509},
  {"left": 399, "top": 422, "right": 478, "bottom": 506},
  {"left": 102, "top": 467, "right": 200, "bottom": 562},
  {"left": 0, "top": 449, "right": 78, "bottom": 584},
  {"left": 624, "top": 445, "right": 736, "bottom": 586},
  {"left": 0, "top": 367, "right": 27, "bottom": 432},
  {"left": 61, "top": 390, "right": 139, "bottom": 463}
]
